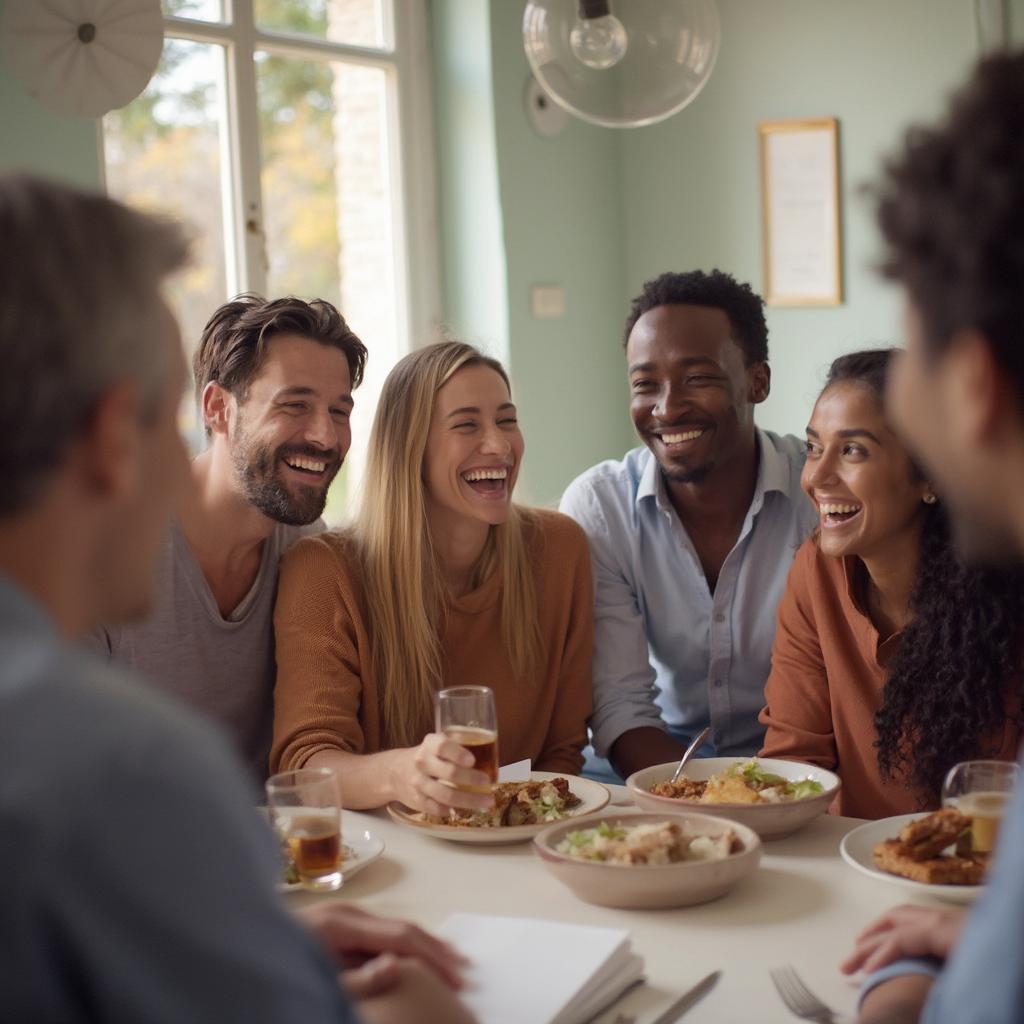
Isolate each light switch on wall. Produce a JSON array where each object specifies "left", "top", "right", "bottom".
[{"left": 531, "top": 284, "right": 566, "bottom": 319}]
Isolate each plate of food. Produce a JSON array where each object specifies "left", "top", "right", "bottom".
[
  {"left": 625, "top": 757, "right": 840, "bottom": 839},
  {"left": 839, "top": 809, "right": 987, "bottom": 904},
  {"left": 533, "top": 811, "right": 761, "bottom": 908},
  {"left": 386, "top": 772, "right": 610, "bottom": 844},
  {"left": 277, "top": 826, "right": 385, "bottom": 893}
]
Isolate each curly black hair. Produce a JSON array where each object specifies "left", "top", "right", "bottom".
[
  {"left": 825, "top": 349, "right": 1024, "bottom": 803},
  {"left": 623, "top": 269, "right": 768, "bottom": 365},
  {"left": 874, "top": 51, "right": 1024, "bottom": 398},
  {"left": 876, "top": 508, "right": 1024, "bottom": 804}
]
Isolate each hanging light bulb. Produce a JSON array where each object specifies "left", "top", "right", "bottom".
[
  {"left": 569, "top": 1, "right": 628, "bottom": 71},
  {"left": 524, "top": 0, "right": 721, "bottom": 129}
]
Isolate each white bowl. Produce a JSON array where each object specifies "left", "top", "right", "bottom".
[
  {"left": 626, "top": 758, "right": 840, "bottom": 840},
  {"left": 532, "top": 810, "right": 761, "bottom": 909}
]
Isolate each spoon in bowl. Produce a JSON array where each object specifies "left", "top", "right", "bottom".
[{"left": 669, "top": 726, "right": 712, "bottom": 785}]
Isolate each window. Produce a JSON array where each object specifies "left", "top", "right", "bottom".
[{"left": 102, "top": 0, "right": 439, "bottom": 522}]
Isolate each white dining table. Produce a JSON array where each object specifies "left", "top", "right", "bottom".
[{"left": 289, "top": 788, "right": 953, "bottom": 1023}]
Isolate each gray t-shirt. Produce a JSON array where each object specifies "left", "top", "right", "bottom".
[
  {"left": 92, "top": 517, "right": 321, "bottom": 781},
  {"left": 0, "top": 573, "right": 356, "bottom": 1024}
]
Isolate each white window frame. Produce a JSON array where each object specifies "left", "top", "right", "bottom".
[{"left": 100, "top": 0, "right": 441, "bottom": 365}]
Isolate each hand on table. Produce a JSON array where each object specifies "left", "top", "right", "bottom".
[
  {"left": 298, "top": 902, "right": 469, "bottom": 993},
  {"left": 387, "top": 732, "right": 494, "bottom": 817},
  {"left": 840, "top": 904, "right": 966, "bottom": 976}
]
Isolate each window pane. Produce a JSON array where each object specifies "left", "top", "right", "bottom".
[
  {"left": 256, "top": 54, "right": 400, "bottom": 522},
  {"left": 104, "top": 38, "right": 231, "bottom": 442},
  {"left": 162, "top": 0, "right": 224, "bottom": 21},
  {"left": 255, "top": 0, "right": 387, "bottom": 50}
]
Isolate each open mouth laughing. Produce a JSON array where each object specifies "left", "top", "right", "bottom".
[
  {"left": 461, "top": 466, "right": 511, "bottom": 499},
  {"left": 653, "top": 426, "right": 709, "bottom": 450},
  {"left": 281, "top": 451, "right": 336, "bottom": 483},
  {"left": 817, "top": 501, "right": 863, "bottom": 527}
]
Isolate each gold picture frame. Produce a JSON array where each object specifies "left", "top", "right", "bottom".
[{"left": 759, "top": 117, "right": 842, "bottom": 306}]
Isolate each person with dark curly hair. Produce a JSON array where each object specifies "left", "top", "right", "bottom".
[
  {"left": 760, "top": 348, "right": 1023, "bottom": 819},
  {"left": 836, "top": 50, "right": 1024, "bottom": 1024},
  {"left": 561, "top": 269, "right": 816, "bottom": 781}
]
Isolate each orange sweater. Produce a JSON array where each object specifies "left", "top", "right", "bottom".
[
  {"left": 271, "top": 508, "right": 593, "bottom": 775},
  {"left": 760, "top": 538, "right": 1020, "bottom": 819}
]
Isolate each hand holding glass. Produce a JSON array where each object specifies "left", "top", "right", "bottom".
[
  {"left": 942, "top": 760, "right": 1019, "bottom": 855},
  {"left": 266, "top": 768, "right": 343, "bottom": 892},
  {"left": 435, "top": 685, "right": 499, "bottom": 794}
]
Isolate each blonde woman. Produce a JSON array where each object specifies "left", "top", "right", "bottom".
[{"left": 270, "top": 342, "right": 593, "bottom": 815}]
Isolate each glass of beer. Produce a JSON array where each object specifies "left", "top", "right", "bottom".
[
  {"left": 942, "top": 760, "right": 1019, "bottom": 855},
  {"left": 265, "top": 767, "right": 343, "bottom": 892},
  {"left": 435, "top": 685, "right": 499, "bottom": 793}
]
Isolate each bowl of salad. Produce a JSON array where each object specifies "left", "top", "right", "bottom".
[
  {"left": 626, "top": 758, "right": 840, "bottom": 840},
  {"left": 532, "top": 811, "right": 761, "bottom": 908}
]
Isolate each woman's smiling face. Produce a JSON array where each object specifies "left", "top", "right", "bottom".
[
  {"left": 802, "top": 380, "right": 931, "bottom": 562},
  {"left": 422, "top": 363, "right": 524, "bottom": 533}
]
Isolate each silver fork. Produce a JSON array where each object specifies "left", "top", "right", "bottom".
[{"left": 770, "top": 966, "right": 842, "bottom": 1024}]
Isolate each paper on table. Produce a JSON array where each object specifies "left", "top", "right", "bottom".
[
  {"left": 439, "top": 912, "right": 644, "bottom": 1024},
  {"left": 497, "top": 759, "right": 531, "bottom": 782}
]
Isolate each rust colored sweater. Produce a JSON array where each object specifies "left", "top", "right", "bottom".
[
  {"left": 271, "top": 508, "right": 593, "bottom": 776},
  {"left": 760, "top": 538, "right": 1020, "bottom": 819}
]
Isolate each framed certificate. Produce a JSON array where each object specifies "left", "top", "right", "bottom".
[{"left": 759, "top": 117, "right": 842, "bottom": 306}]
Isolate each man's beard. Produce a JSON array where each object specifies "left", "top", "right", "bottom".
[
  {"left": 661, "top": 460, "right": 715, "bottom": 485},
  {"left": 231, "top": 431, "right": 339, "bottom": 526}
]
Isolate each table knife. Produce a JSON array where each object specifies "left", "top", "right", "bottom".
[{"left": 649, "top": 970, "right": 721, "bottom": 1024}]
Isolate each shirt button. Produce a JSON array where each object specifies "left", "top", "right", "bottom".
[
  {"left": 714, "top": 613, "right": 725, "bottom": 623},
  {"left": 713, "top": 678, "right": 723, "bottom": 688}
]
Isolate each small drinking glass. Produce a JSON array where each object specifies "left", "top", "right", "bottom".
[
  {"left": 265, "top": 767, "right": 343, "bottom": 892},
  {"left": 435, "top": 685, "right": 499, "bottom": 793},
  {"left": 941, "top": 760, "right": 1019, "bottom": 855}
]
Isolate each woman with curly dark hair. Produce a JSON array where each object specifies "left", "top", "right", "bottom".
[{"left": 759, "top": 348, "right": 1024, "bottom": 818}]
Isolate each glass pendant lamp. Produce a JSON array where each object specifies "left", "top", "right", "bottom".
[{"left": 523, "top": 0, "right": 720, "bottom": 128}]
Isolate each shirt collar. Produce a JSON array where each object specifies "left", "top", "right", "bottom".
[{"left": 636, "top": 428, "right": 791, "bottom": 514}]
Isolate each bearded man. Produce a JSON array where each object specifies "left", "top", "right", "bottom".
[{"left": 92, "top": 294, "right": 367, "bottom": 780}]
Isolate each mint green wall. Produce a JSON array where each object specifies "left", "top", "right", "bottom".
[
  {"left": 0, "top": 0, "right": 102, "bottom": 188},
  {"left": 487, "top": 0, "right": 633, "bottom": 506},
  {"left": 434, "top": 0, "right": 1014, "bottom": 504},
  {"left": 619, "top": 0, "right": 985, "bottom": 438},
  {"left": 431, "top": 0, "right": 634, "bottom": 506},
  {"left": 430, "top": 0, "right": 510, "bottom": 370}
]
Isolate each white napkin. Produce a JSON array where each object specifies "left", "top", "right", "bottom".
[
  {"left": 497, "top": 759, "right": 531, "bottom": 782},
  {"left": 438, "top": 912, "right": 644, "bottom": 1024}
]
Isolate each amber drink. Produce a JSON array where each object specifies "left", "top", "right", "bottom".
[
  {"left": 444, "top": 726, "right": 499, "bottom": 792},
  {"left": 436, "top": 686, "right": 499, "bottom": 794},
  {"left": 942, "top": 760, "right": 1018, "bottom": 855},
  {"left": 266, "top": 768, "right": 343, "bottom": 892}
]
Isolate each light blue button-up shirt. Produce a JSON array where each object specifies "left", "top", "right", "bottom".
[{"left": 559, "top": 429, "right": 816, "bottom": 758}]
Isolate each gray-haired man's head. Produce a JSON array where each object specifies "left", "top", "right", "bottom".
[{"left": 0, "top": 175, "right": 190, "bottom": 517}]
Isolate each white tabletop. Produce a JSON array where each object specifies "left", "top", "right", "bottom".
[{"left": 290, "top": 788, "right": 950, "bottom": 1023}]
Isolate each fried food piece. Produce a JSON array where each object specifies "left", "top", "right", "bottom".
[
  {"left": 873, "top": 839, "right": 988, "bottom": 885},
  {"left": 504, "top": 777, "right": 581, "bottom": 825},
  {"left": 649, "top": 778, "right": 707, "bottom": 800},
  {"left": 702, "top": 775, "right": 761, "bottom": 805},
  {"left": 897, "top": 808, "right": 971, "bottom": 861}
]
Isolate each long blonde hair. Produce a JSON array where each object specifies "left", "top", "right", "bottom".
[{"left": 355, "top": 342, "right": 541, "bottom": 748}]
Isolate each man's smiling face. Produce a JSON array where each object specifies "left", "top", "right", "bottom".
[
  {"left": 626, "top": 304, "right": 768, "bottom": 485},
  {"left": 227, "top": 333, "right": 352, "bottom": 525}
]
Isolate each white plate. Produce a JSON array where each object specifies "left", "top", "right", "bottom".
[
  {"left": 277, "top": 827, "right": 385, "bottom": 893},
  {"left": 839, "top": 813, "right": 984, "bottom": 905},
  {"left": 386, "top": 772, "right": 610, "bottom": 844}
]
